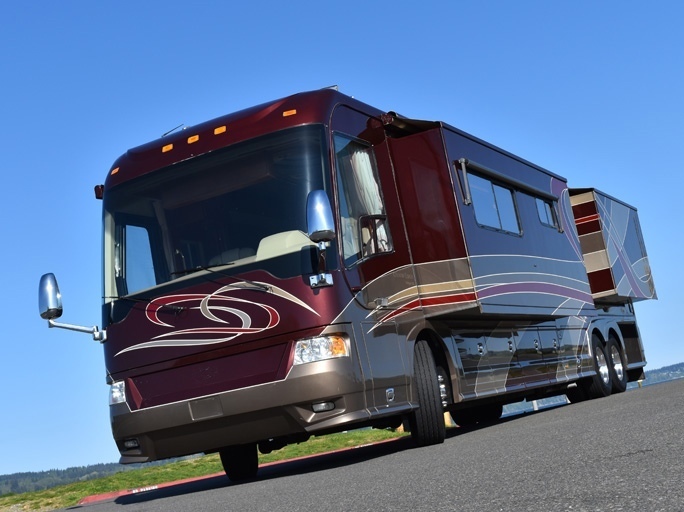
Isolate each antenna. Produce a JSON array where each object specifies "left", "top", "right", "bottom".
[{"left": 161, "top": 124, "right": 184, "bottom": 137}]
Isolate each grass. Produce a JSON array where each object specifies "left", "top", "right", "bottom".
[{"left": 0, "top": 429, "right": 406, "bottom": 512}]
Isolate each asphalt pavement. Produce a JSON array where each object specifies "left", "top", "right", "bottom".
[{"left": 67, "top": 379, "right": 684, "bottom": 512}]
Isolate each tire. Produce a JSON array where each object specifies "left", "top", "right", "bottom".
[
  {"left": 409, "top": 339, "right": 446, "bottom": 446},
  {"left": 219, "top": 443, "right": 258, "bottom": 482},
  {"left": 606, "top": 336, "right": 628, "bottom": 393},
  {"left": 585, "top": 333, "right": 612, "bottom": 399}
]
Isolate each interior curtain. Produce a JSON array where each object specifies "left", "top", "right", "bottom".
[{"left": 348, "top": 148, "right": 389, "bottom": 252}]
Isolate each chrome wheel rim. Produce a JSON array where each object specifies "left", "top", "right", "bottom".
[
  {"left": 610, "top": 345, "right": 625, "bottom": 383},
  {"left": 596, "top": 350, "right": 610, "bottom": 386}
]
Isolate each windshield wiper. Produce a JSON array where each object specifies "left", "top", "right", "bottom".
[
  {"left": 201, "top": 265, "right": 271, "bottom": 291},
  {"left": 171, "top": 264, "right": 270, "bottom": 292},
  {"left": 170, "top": 266, "right": 211, "bottom": 277},
  {"left": 104, "top": 295, "right": 186, "bottom": 313}
]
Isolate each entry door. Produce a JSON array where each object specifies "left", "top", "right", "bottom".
[{"left": 330, "top": 107, "right": 415, "bottom": 411}]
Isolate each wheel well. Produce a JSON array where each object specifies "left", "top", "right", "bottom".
[
  {"left": 607, "top": 327, "right": 623, "bottom": 347},
  {"left": 593, "top": 326, "right": 624, "bottom": 351},
  {"left": 591, "top": 329, "right": 606, "bottom": 346},
  {"left": 416, "top": 329, "right": 449, "bottom": 372}
]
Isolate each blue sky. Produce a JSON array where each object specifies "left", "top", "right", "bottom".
[{"left": 1, "top": 1, "right": 682, "bottom": 474}]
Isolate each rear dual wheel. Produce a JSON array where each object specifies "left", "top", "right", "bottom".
[
  {"left": 576, "top": 333, "right": 627, "bottom": 401},
  {"left": 585, "top": 333, "right": 613, "bottom": 399},
  {"left": 570, "top": 334, "right": 627, "bottom": 402},
  {"left": 607, "top": 336, "right": 628, "bottom": 393}
]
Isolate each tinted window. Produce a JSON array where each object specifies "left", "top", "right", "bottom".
[
  {"left": 469, "top": 173, "right": 521, "bottom": 234},
  {"left": 334, "top": 134, "right": 392, "bottom": 266},
  {"left": 536, "top": 198, "right": 558, "bottom": 228}
]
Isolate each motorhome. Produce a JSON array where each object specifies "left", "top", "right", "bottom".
[{"left": 39, "top": 88, "right": 656, "bottom": 481}]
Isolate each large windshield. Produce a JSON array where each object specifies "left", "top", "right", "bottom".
[{"left": 103, "top": 125, "right": 329, "bottom": 299}]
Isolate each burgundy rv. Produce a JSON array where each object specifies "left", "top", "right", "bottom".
[{"left": 39, "top": 87, "right": 656, "bottom": 480}]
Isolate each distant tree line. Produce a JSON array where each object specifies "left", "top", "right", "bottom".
[
  {"left": 0, "top": 463, "right": 124, "bottom": 495},
  {"left": 637, "top": 361, "right": 684, "bottom": 386},
  {"left": 0, "top": 458, "right": 183, "bottom": 496}
]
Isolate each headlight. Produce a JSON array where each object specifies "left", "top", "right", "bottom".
[
  {"left": 109, "top": 381, "right": 127, "bottom": 406},
  {"left": 293, "top": 334, "right": 349, "bottom": 365}
]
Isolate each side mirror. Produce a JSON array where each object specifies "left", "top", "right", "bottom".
[
  {"left": 306, "top": 190, "right": 335, "bottom": 288},
  {"left": 37, "top": 273, "right": 106, "bottom": 342},
  {"left": 306, "top": 190, "right": 336, "bottom": 244},
  {"left": 39, "top": 273, "right": 63, "bottom": 320}
]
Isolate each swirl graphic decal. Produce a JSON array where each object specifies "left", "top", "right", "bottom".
[{"left": 115, "top": 282, "right": 318, "bottom": 356}]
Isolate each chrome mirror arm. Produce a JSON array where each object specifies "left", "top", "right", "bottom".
[{"left": 47, "top": 318, "right": 107, "bottom": 342}]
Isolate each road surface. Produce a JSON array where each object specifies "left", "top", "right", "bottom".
[{"left": 68, "top": 379, "right": 684, "bottom": 512}]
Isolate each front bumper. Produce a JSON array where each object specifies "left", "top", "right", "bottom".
[{"left": 111, "top": 357, "right": 368, "bottom": 463}]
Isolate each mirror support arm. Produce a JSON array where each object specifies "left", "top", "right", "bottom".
[
  {"left": 310, "top": 241, "right": 333, "bottom": 288},
  {"left": 47, "top": 318, "right": 107, "bottom": 342}
]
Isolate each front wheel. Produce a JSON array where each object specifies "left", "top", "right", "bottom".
[
  {"left": 409, "top": 339, "right": 446, "bottom": 447},
  {"left": 219, "top": 443, "right": 258, "bottom": 482}
]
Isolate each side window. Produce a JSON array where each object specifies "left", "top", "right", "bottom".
[
  {"left": 536, "top": 197, "right": 559, "bottom": 229},
  {"left": 334, "top": 134, "right": 392, "bottom": 267},
  {"left": 124, "top": 225, "right": 156, "bottom": 294},
  {"left": 468, "top": 173, "right": 521, "bottom": 234},
  {"left": 115, "top": 221, "right": 159, "bottom": 296}
]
